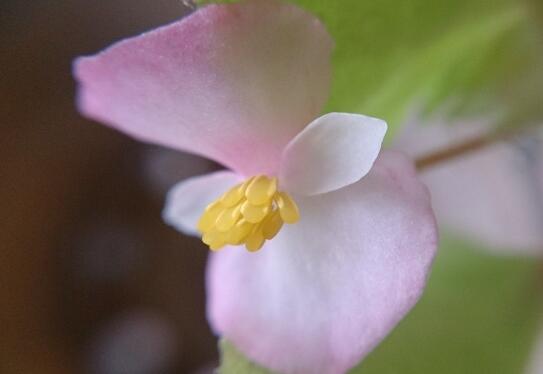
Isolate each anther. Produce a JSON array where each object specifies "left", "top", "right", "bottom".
[{"left": 197, "top": 175, "right": 299, "bottom": 252}]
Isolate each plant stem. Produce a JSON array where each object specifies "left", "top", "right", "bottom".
[{"left": 415, "top": 128, "right": 527, "bottom": 171}]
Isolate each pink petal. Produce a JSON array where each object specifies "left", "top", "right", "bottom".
[
  {"left": 207, "top": 151, "right": 438, "bottom": 374},
  {"left": 279, "top": 112, "right": 387, "bottom": 195},
  {"left": 395, "top": 116, "right": 543, "bottom": 254},
  {"left": 163, "top": 170, "right": 241, "bottom": 236},
  {"left": 74, "top": 0, "right": 333, "bottom": 176}
]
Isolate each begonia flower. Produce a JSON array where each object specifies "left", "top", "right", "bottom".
[
  {"left": 73, "top": 0, "right": 438, "bottom": 373},
  {"left": 395, "top": 115, "right": 543, "bottom": 255}
]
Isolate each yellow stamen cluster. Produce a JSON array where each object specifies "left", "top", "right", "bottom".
[{"left": 197, "top": 175, "right": 300, "bottom": 252}]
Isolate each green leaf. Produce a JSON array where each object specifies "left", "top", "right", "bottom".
[
  {"left": 218, "top": 339, "right": 275, "bottom": 374},
  {"left": 218, "top": 238, "right": 543, "bottom": 374},
  {"left": 352, "top": 238, "right": 543, "bottom": 374},
  {"left": 198, "top": 0, "right": 542, "bottom": 139}
]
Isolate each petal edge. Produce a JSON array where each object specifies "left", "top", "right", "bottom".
[{"left": 279, "top": 112, "right": 387, "bottom": 196}]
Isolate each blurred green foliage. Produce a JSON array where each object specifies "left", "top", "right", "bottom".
[
  {"left": 219, "top": 339, "right": 274, "bottom": 374},
  {"left": 353, "top": 238, "right": 542, "bottom": 374}
]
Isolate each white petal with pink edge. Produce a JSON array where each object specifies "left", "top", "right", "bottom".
[
  {"left": 279, "top": 112, "right": 387, "bottom": 196},
  {"left": 74, "top": 0, "right": 333, "bottom": 176},
  {"left": 207, "top": 151, "right": 438, "bottom": 374}
]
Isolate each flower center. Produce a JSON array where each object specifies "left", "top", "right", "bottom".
[{"left": 197, "top": 175, "right": 300, "bottom": 252}]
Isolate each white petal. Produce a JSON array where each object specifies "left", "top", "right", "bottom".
[
  {"left": 208, "top": 151, "right": 437, "bottom": 374},
  {"left": 279, "top": 112, "right": 387, "bottom": 196},
  {"left": 162, "top": 171, "right": 240, "bottom": 236}
]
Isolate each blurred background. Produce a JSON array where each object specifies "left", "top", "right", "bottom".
[
  {"left": 1, "top": 1, "right": 221, "bottom": 373},
  {"left": 1, "top": 1, "right": 542, "bottom": 374}
]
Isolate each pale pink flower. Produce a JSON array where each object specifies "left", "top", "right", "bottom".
[
  {"left": 395, "top": 115, "right": 543, "bottom": 255},
  {"left": 74, "top": 1, "right": 437, "bottom": 373}
]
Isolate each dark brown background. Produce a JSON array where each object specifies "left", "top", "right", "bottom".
[{"left": 1, "top": 1, "right": 219, "bottom": 373}]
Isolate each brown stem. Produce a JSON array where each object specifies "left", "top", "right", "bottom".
[{"left": 415, "top": 129, "right": 519, "bottom": 171}]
